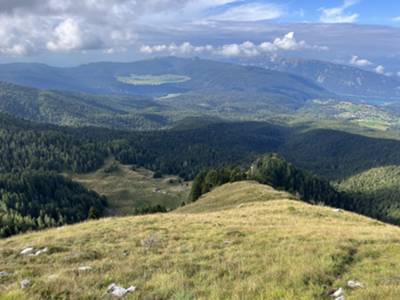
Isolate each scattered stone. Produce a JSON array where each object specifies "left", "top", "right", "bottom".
[
  {"left": 33, "top": 248, "right": 48, "bottom": 256},
  {"left": 141, "top": 234, "right": 160, "bottom": 249},
  {"left": 20, "top": 247, "right": 48, "bottom": 256},
  {"left": 107, "top": 283, "right": 136, "bottom": 297},
  {"left": 20, "top": 247, "right": 34, "bottom": 255},
  {"left": 333, "top": 208, "right": 343, "bottom": 213},
  {"left": 0, "top": 271, "right": 10, "bottom": 277},
  {"left": 331, "top": 287, "right": 344, "bottom": 298},
  {"left": 20, "top": 279, "right": 31, "bottom": 289},
  {"left": 347, "top": 280, "right": 363, "bottom": 288},
  {"left": 78, "top": 266, "right": 92, "bottom": 272},
  {"left": 335, "top": 296, "right": 345, "bottom": 300}
]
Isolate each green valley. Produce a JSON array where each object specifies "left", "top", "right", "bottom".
[{"left": 70, "top": 159, "right": 190, "bottom": 216}]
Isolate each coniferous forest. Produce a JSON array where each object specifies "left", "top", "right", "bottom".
[{"left": 3, "top": 110, "right": 400, "bottom": 236}]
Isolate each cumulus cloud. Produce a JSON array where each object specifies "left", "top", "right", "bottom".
[
  {"left": 273, "top": 32, "right": 306, "bottom": 50},
  {"left": 140, "top": 32, "right": 328, "bottom": 57},
  {"left": 348, "top": 55, "right": 394, "bottom": 77},
  {"left": 46, "top": 18, "right": 103, "bottom": 52},
  {"left": 140, "top": 42, "right": 214, "bottom": 56},
  {"left": 0, "top": 0, "right": 249, "bottom": 56},
  {"left": 375, "top": 65, "right": 385, "bottom": 75},
  {"left": 320, "top": 0, "right": 360, "bottom": 23},
  {"left": 349, "top": 55, "right": 373, "bottom": 67}
]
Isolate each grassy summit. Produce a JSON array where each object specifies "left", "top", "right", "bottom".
[{"left": 1, "top": 181, "right": 400, "bottom": 299}]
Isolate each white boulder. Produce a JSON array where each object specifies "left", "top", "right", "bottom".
[
  {"left": 347, "top": 280, "right": 363, "bottom": 288},
  {"left": 34, "top": 248, "right": 48, "bottom": 256},
  {"left": 20, "top": 279, "right": 31, "bottom": 289},
  {"left": 78, "top": 266, "right": 92, "bottom": 272},
  {"left": 20, "top": 247, "right": 34, "bottom": 255},
  {"left": 107, "top": 283, "right": 136, "bottom": 297},
  {"left": 0, "top": 271, "right": 10, "bottom": 277},
  {"left": 331, "top": 287, "right": 344, "bottom": 298}
]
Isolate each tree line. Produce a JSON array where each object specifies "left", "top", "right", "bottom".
[{"left": 0, "top": 171, "right": 107, "bottom": 238}]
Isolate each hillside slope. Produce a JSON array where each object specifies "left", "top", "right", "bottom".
[
  {"left": 338, "top": 166, "right": 400, "bottom": 224},
  {"left": 1, "top": 182, "right": 400, "bottom": 299},
  {"left": 0, "top": 81, "right": 167, "bottom": 130}
]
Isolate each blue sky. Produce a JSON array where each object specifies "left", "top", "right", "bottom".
[
  {"left": 0, "top": 0, "right": 399, "bottom": 73},
  {"left": 271, "top": 0, "right": 400, "bottom": 25}
]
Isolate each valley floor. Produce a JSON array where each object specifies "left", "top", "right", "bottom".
[{"left": 1, "top": 182, "right": 400, "bottom": 299}]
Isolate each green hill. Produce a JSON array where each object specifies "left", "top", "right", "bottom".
[
  {"left": 338, "top": 166, "right": 400, "bottom": 224},
  {"left": 1, "top": 182, "right": 400, "bottom": 299},
  {"left": 0, "top": 81, "right": 168, "bottom": 130}
]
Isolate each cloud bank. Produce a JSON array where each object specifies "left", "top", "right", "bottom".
[
  {"left": 0, "top": 0, "right": 259, "bottom": 56},
  {"left": 140, "top": 32, "right": 328, "bottom": 57}
]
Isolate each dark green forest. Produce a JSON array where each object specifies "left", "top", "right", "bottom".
[
  {"left": 0, "top": 171, "right": 107, "bottom": 237},
  {"left": 3, "top": 111, "right": 400, "bottom": 236},
  {"left": 190, "top": 154, "right": 344, "bottom": 207},
  {"left": 189, "top": 153, "right": 400, "bottom": 224}
]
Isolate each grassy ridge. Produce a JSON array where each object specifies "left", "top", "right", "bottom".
[{"left": 1, "top": 182, "right": 400, "bottom": 299}]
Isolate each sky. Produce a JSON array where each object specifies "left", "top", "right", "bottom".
[{"left": 0, "top": 0, "right": 399, "bottom": 74}]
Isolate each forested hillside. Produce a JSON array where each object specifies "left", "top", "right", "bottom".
[
  {"left": 3, "top": 112, "right": 400, "bottom": 236},
  {"left": 0, "top": 172, "right": 107, "bottom": 237},
  {"left": 338, "top": 166, "right": 400, "bottom": 225},
  {"left": 190, "top": 154, "right": 345, "bottom": 208},
  {"left": 189, "top": 154, "right": 400, "bottom": 225},
  {"left": 0, "top": 81, "right": 168, "bottom": 130}
]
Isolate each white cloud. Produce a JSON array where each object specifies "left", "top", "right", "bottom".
[
  {"left": 0, "top": 0, "right": 246, "bottom": 56},
  {"left": 273, "top": 32, "right": 306, "bottom": 51},
  {"left": 393, "top": 16, "right": 400, "bottom": 22},
  {"left": 140, "top": 42, "right": 215, "bottom": 56},
  {"left": 320, "top": 0, "right": 360, "bottom": 23},
  {"left": 350, "top": 55, "right": 373, "bottom": 67},
  {"left": 208, "top": 2, "right": 284, "bottom": 22},
  {"left": 140, "top": 32, "right": 328, "bottom": 57},
  {"left": 46, "top": 18, "right": 102, "bottom": 52},
  {"left": 375, "top": 65, "right": 385, "bottom": 75},
  {"left": 397, "top": 71, "right": 400, "bottom": 77}
]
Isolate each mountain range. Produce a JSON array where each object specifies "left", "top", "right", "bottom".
[{"left": 242, "top": 56, "right": 400, "bottom": 103}]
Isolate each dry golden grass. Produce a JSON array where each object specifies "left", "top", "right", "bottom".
[
  {"left": 177, "top": 181, "right": 296, "bottom": 213},
  {"left": 1, "top": 181, "right": 400, "bottom": 299}
]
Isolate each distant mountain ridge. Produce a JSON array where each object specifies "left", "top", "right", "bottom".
[
  {"left": 0, "top": 57, "right": 329, "bottom": 98},
  {"left": 0, "top": 57, "right": 335, "bottom": 129},
  {"left": 242, "top": 56, "right": 400, "bottom": 103}
]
